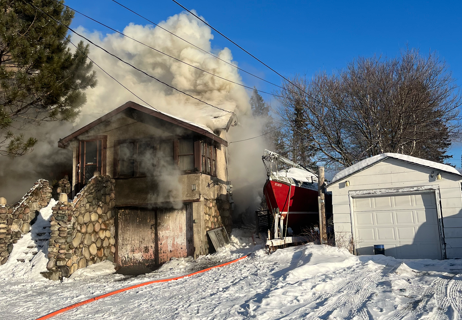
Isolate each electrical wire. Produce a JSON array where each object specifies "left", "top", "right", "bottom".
[
  {"left": 109, "top": 0, "right": 283, "bottom": 90},
  {"left": 170, "top": 0, "right": 325, "bottom": 104},
  {"left": 229, "top": 128, "right": 279, "bottom": 144},
  {"left": 65, "top": 4, "right": 282, "bottom": 99},
  {"left": 68, "top": 41, "right": 158, "bottom": 111},
  {"left": 24, "top": 0, "right": 233, "bottom": 116},
  {"left": 26, "top": 0, "right": 283, "bottom": 146}
]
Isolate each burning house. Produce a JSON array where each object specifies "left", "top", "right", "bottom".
[{"left": 58, "top": 101, "right": 233, "bottom": 273}]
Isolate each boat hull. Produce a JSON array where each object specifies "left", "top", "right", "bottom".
[{"left": 263, "top": 179, "right": 319, "bottom": 234}]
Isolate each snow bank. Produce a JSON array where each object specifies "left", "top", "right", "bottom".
[
  {"left": 68, "top": 261, "right": 116, "bottom": 281},
  {"left": 331, "top": 153, "right": 461, "bottom": 184}
]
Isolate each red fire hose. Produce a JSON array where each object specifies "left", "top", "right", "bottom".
[{"left": 37, "top": 254, "right": 249, "bottom": 319}]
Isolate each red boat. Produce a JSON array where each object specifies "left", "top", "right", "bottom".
[{"left": 262, "top": 150, "right": 327, "bottom": 239}]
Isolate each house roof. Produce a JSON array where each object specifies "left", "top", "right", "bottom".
[
  {"left": 58, "top": 101, "right": 228, "bottom": 148},
  {"left": 328, "top": 153, "right": 462, "bottom": 185}
]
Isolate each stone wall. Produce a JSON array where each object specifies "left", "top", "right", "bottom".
[
  {"left": 0, "top": 180, "right": 52, "bottom": 265},
  {"left": 45, "top": 174, "right": 116, "bottom": 280},
  {"left": 200, "top": 197, "right": 232, "bottom": 254}
]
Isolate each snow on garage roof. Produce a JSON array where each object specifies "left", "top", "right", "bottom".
[{"left": 329, "top": 153, "right": 461, "bottom": 184}]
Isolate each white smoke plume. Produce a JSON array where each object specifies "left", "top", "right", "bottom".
[
  {"left": 1, "top": 10, "right": 270, "bottom": 219},
  {"left": 72, "top": 11, "right": 249, "bottom": 130}
]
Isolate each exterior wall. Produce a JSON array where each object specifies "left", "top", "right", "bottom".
[
  {"left": 45, "top": 175, "right": 116, "bottom": 280},
  {"left": 116, "top": 205, "right": 193, "bottom": 272},
  {"left": 0, "top": 180, "right": 52, "bottom": 265},
  {"left": 68, "top": 112, "right": 233, "bottom": 261},
  {"left": 327, "top": 158, "right": 462, "bottom": 258}
]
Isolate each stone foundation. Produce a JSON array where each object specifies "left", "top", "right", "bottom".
[
  {"left": 0, "top": 180, "right": 52, "bottom": 265},
  {"left": 200, "top": 197, "right": 232, "bottom": 254},
  {"left": 44, "top": 175, "right": 116, "bottom": 280}
]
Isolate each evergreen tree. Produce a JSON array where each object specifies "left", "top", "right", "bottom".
[
  {"left": 290, "top": 99, "right": 317, "bottom": 171},
  {"left": 0, "top": 0, "right": 96, "bottom": 156},
  {"left": 250, "top": 87, "right": 269, "bottom": 117}
]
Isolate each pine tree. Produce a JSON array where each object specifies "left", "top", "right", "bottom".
[
  {"left": 250, "top": 87, "right": 269, "bottom": 117},
  {"left": 0, "top": 0, "right": 96, "bottom": 156},
  {"left": 291, "top": 99, "right": 317, "bottom": 171}
]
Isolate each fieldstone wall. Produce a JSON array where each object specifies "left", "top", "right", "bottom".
[
  {"left": 0, "top": 180, "right": 52, "bottom": 265},
  {"left": 201, "top": 197, "right": 232, "bottom": 253},
  {"left": 45, "top": 174, "right": 116, "bottom": 280}
]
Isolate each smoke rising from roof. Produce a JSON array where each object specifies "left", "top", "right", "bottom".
[{"left": 1, "top": 10, "right": 270, "bottom": 219}]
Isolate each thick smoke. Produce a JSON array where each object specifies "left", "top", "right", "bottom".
[{"left": 0, "top": 10, "right": 270, "bottom": 220}]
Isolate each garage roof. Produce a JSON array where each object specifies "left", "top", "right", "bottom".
[{"left": 329, "top": 153, "right": 462, "bottom": 184}]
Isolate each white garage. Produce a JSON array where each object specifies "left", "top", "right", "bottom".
[{"left": 327, "top": 153, "right": 462, "bottom": 260}]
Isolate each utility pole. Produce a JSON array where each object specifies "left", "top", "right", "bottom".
[{"left": 318, "top": 166, "right": 327, "bottom": 244}]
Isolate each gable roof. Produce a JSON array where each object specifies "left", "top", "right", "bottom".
[
  {"left": 328, "top": 153, "right": 461, "bottom": 185},
  {"left": 58, "top": 101, "right": 228, "bottom": 148}
]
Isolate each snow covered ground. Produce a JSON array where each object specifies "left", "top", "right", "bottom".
[{"left": 1, "top": 225, "right": 462, "bottom": 319}]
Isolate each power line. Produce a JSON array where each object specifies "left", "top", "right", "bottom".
[
  {"left": 68, "top": 41, "right": 158, "bottom": 111},
  {"left": 229, "top": 128, "right": 278, "bottom": 144},
  {"left": 65, "top": 4, "right": 282, "bottom": 99},
  {"left": 170, "top": 0, "right": 321, "bottom": 103},
  {"left": 24, "top": 0, "right": 233, "bottom": 116},
  {"left": 109, "top": 0, "right": 283, "bottom": 90}
]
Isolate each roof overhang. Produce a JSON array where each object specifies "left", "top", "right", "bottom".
[{"left": 58, "top": 101, "right": 228, "bottom": 148}]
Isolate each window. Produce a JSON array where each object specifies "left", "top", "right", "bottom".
[
  {"left": 201, "top": 141, "right": 217, "bottom": 176},
  {"left": 117, "top": 141, "right": 136, "bottom": 177},
  {"left": 178, "top": 139, "right": 194, "bottom": 171},
  {"left": 115, "top": 137, "right": 216, "bottom": 177},
  {"left": 115, "top": 139, "right": 166, "bottom": 178},
  {"left": 78, "top": 137, "right": 106, "bottom": 185}
]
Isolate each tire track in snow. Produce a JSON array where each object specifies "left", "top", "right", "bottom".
[
  {"left": 386, "top": 274, "right": 455, "bottom": 320},
  {"left": 447, "top": 274, "right": 462, "bottom": 319},
  {"left": 302, "top": 264, "right": 390, "bottom": 320}
]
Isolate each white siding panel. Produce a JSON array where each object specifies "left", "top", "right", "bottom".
[
  {"left": 334, "top": 214, "right": 351, "bottom": 223},
  {"left": 333, "top": 204, "right": 351, "bottom": 214},
  {"left": 334, "top": 222, "right": 352, "bottom": 233},
  {"left": 442, "top": 218, "right": 462, "bottom": 228},
  {"left": 446, "top": 238, "right": 462, "bottom": 248},
  {"left": 443, "top": 228, "right": 462, "bottom": 238},
  {"left": 441, "top": 198, "right": 462, "bottom": 209},
  {"left": 441, "top": 207, "right": 461, "bottom": 218},
  {"left": 446, "top": 248, "right": 462, "bottom": 259}
]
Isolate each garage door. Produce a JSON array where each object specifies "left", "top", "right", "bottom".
[{"left": 353, "top": 192, "right": 442, "bottom": 259}]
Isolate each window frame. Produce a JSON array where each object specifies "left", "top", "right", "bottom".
[{"left": 200, "top": 140, "right": 217, "bottom": 177}]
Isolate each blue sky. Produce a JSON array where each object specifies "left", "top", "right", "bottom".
[{"left": 67, "top": 0, "right": 462, "bottom": 168}]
